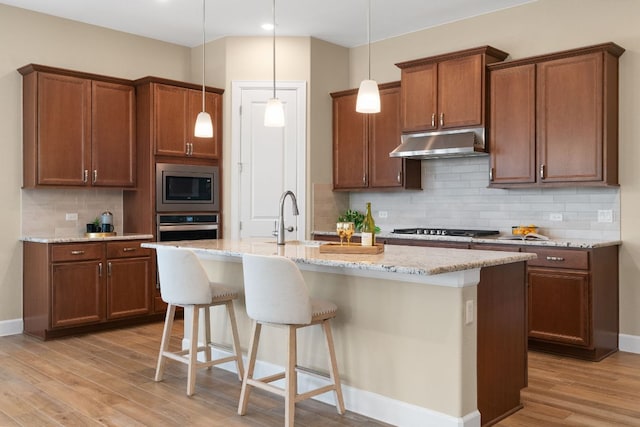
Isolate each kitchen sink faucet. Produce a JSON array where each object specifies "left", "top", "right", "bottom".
[{"left": 274, "top": 190, "right": 299, "bottom": 245}]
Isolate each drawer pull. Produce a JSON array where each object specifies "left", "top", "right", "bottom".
[
  {"left": 70, "top": 250, "right": 85, "bottom": 255},
  {"left": 98, "top": 262, "right": 103, "bottom": 277},
  {"left": 123, "top": 247, "right": 137, "bottom": 252},
  {"left": 546, "top": 256, "right": 565, "bottom": 262}
]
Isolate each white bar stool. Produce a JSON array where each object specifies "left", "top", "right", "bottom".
[
  {"left": 238, "top": 253, "right": 345, "bottom": 426},
  {"left": 154, "top": 246, "right": 245, "bottom": 396}
]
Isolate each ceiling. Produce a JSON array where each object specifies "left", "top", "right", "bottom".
[{"left": 0, "top": 0, "right": 534, "bottom": 48}]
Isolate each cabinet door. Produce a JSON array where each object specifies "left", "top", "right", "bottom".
[
  {"left": 438, "top": 54, "right": 483, "bottom": 129},
  {"left": 332, "top": 93, "right": 368, "bottom": 189},
  {"left": 154, "top": 84, "right": 188, "bottom": 157},
  {"left": 400, "top": 63, "right": 437, "bottom": 132},
  {"left": 528, "top": 267, "right": 591, "bottom": 347},
  {"left": 537, "top": 52, "right": 603, "bottom": 183},
  {"left": 187, "top": 90, "right": 221, "bottom": 159},
  {"left": 107, "top": 258, "right": 151, "bottom": 319},
  {"left": 369, "top": 86, "right": 403, "bottom": 188},
  {"left": 37, "top": 73, "right": 91, "bottom": 186},
  {"left": 51, "top": 261, "right": 104, "bottom": 328},
  {"left": 489, "top": 64, "right": 536, "bottom": 185},
  {"left": 91, "top": 81, "right": 135, "bottom": 187}
]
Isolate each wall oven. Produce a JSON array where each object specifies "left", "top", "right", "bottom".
[
  {"left": 156, "top": 214, "right": 218, "bottom": 242},
  {"left": 156, "top": 163, "right": 220, "bottom": 213}
]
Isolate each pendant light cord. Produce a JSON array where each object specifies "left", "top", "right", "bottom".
[
  {"left": 201, "top": 0, "right": 206, "bottom": 111},
  {"left": 272, "top": 0, "right": 277, "bottom": 99},
  {"left": 367, "top": 0, "right": 371, "bottom": 80}
]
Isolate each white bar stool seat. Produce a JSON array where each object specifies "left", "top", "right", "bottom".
[
  {"left": 238, "top": 253, "right": 345, "bottom": 426},
  {"left": 154, "top": 246, "right": 244, "bottom": 396}
]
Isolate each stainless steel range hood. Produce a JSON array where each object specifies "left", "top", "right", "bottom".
[{"left": 389, "top": 127, "right": 487, "bottom": 159}]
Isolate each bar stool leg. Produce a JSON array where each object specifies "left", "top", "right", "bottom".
[
  {"left": 285, "top": 325, "right": 297, "bottom": 427},
  {"left": 226, "top": 300, "right": 245, "bottom": 380},
  {"left": 203, "top": 306, "right": 212, "bottom": 369},
  {"left": 155, "top": 304, "right": 176, "bottom": 382},
  {"left": 187, "top": 305, "right": 200, "bottom": 396},
  {"left": 239, "top": 321, "right": 261, "bottom": 415},
  {"left": 323, "top": 319, "right": 345, "bottom": 414}
]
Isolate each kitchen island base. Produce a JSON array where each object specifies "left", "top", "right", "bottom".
[{"left": 173, "top": 245, "right": 529, "bottom": 427}]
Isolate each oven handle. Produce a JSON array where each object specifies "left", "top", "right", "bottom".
[{"left": 158, "top": 224, "right": 218, "bottom": 232}]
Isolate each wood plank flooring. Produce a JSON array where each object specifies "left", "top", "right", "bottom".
[{"left": 0, "top": 320, "right": 639, "bottom": 426}]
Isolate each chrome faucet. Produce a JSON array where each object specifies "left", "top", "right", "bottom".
[{"left": 275, "top": 190, "right": 299, "bottom": 245}]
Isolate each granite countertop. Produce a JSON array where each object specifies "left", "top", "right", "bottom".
[
  {"left": 312, "top": 230, "right": 621, "bottom": 249},
  {"left": 142, "top": 238, "right": 536, "bottom": 277},
  {"left": 21, "top": 233, "right": 154, "bottom": 243}
]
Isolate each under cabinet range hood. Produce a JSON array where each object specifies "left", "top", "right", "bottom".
[{"left": 389, "top": 127, "right": 487, "bottom": 159}]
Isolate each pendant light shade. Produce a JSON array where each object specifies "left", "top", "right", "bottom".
[
  {"left": 356, "top": 0, "right": 380, "bottom": 114},
  {"left": 265, "top": 0, "right": 285, "bottom": 127},
  {"left": 356, "top": 79, "right": 380, "bottom": 113},
  {"left": 194, "top": 0, "right": 213, "bottom": 138}
]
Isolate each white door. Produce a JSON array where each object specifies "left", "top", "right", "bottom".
[{"left": 230, "top": 81, "right": 306, "bottom": 240}]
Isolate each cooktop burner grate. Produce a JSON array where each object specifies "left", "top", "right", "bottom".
[{"left": 391, "top": 228, "right": 499, "bottom": 237}]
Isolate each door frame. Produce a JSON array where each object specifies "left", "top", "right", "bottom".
[{"left": 230, "top": 80, "right": 307, "bottom": 240}]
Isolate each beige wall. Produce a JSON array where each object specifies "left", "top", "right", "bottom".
[
  {"left": 349, "top": 0, "right": 640, "bottom": 337},
  {"left": 0, "top": 5, "right": 190, "bottom": 322}
]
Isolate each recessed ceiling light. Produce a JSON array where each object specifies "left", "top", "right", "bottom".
[{"left": 262, "top": 23, "right": 274, "bottom": 31}]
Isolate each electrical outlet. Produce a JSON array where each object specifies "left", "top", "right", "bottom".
[
  {"left": 549, "top": 213, "right": 563, "bottom": 221},
  {"left": 65, "top": 213, "right": 78, "bottom": 221},
  {"left": 378, "top": 211, "right": 388, "bottom": 218},
  {"left": 597, "top": 210, "right": 613, "bottom": 223},
  {"left": 465, "top": 300, "right": 474, "bottom": 325}
]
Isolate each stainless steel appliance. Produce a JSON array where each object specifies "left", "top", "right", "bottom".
[
  {"left": 157, "top": 214, "right": 218, "bottom": 242},
  {"left": 391, "top": 228, "right": 499, "bottom": 237},
  {"left": 156, "top": 163, "right": 220, "bottom": 213}
]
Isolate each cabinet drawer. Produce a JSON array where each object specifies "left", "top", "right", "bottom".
[
  {"left": 51, "top": 243, "right": 103, "bottom": 262},
  {"left": 106, "top": 240, "right": 151, "bottom": 259},
  {"left": 523, "top": 247, "right": 589, "bottom": 270}
]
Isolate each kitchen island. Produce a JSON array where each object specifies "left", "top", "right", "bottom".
[{"left": 143, "top": 239, "right": 535, "bottom": 427}]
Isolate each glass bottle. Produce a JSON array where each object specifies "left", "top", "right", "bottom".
[{"left": 361, "top": 202, "right": 376, "bottom": 246}]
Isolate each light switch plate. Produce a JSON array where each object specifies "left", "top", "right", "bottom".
[
  {"left": 597, "top": 210, "right": 613, "bottom": 223},
  {"left": 65, "top": 213, "right": 78, "bottom": 221},
  {"left": 549, "top": 213, "right": 563, "bottom": 221},
  {"left": 378, "top": 211, "right": 388, "bottom": 218}
]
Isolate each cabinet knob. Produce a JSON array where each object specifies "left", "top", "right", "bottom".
[
  {"left": 98, "top": 262, "right": 103, "bottom": 277},
  {"left": 107, "top": 262, "right": 112, "bottom": 276},
  {"left": 439, "top": 113, "right": 444, "bottom": 127},
  {"left": 92, "top": 170, "right": 97, "bottom": 183},
  {"left": 431, "top": 113, "right": 436, "bottom": 128},
  {"left": 489, "top": 168, "right": 494, "bottom": 181},
  {"left": 362, "top": 174, "right": 367, "bottom": 185},
  {"left": 83, "top": 170, "right": 88, "bottom": 183},
  {"left": 397, "top": 171, "right": 402, "bottom": 183},
  {"left": 539, "top": 164, "right": 546, "bottom": 179}
]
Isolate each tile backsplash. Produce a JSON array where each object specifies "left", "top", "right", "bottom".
[
  {"left": 22, "top": 188, "right": 123, "bottom": 237},
  {"left": 326, "top": 157, "right": 620, "bottom": 240}
]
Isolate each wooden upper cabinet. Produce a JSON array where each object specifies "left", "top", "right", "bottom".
[
  {"left": 92, "top": 81, "right": 135, "bottom": 187},
  {"left": 397, "top": 46, "right": 509, "bottom": 134},
  {"left": 19, "top": 64, "right": 136, "bottom": 188},
  {"left": 154, "top": 83, "right": 221, "bottom": 159},
  {"left": 332, "top": 90, "right": 368, "bottom": 189},
  {"left": 33, "top": 73, "right": 91, "bottom": 186},
  {"left": 488, "top": 43, "right": 624, "bottom": 187},
  {"left": 538, "top": 52, "right": 604, "bottom": 183},
  {"left": 488, "top": 64, "right": 537, "bottom": 185},
  {"left": 332, "top": 82, "right": 421, "bottom": 191}
]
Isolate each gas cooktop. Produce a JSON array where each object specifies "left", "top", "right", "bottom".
[{"left": 391, "top": 228, "right": 500, "bottom": 237}]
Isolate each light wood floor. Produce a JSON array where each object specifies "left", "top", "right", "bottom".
[{"left": 0, "top": 321, "right": 638, "bottom": 426}]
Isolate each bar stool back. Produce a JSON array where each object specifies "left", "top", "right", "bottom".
[
  {"left": 239, "top": 253, "right": 345, "bottom": 426},
  {"left": 154, "top": 246, "right": 244, "bottom": 396}
]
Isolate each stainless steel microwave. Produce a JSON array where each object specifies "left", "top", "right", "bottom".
[{"left": 156, "top": 163, "right": 220, "bottom": 212}]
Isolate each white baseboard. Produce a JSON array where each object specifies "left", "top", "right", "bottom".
[
  {"left": 0, "top": 318, "right": 23, "bottom": 337},
  {"left": 620, "top": 334, "right": 640, "bottom": 354},
  {"left": 203, "top": 345, "right": 480, "bottom": 427}
]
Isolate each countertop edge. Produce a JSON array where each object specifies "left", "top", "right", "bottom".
[
  {"left": 21, "top": 234, "right": 154, "bottom": 243},
  {"left": 312, "top": 231, "right": 621, "bottom": 249}
]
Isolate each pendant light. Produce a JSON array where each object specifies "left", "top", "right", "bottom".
[
  {"left": 194, "top": 0, "right": 213, "bottom": 138},
  {"left": 264, "top": 0, "right": 285, "bottom": 127},
  {"left": 356, "top": 0, "right": 380, "bottom": 113}
]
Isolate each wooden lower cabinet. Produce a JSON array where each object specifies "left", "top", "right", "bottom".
[{"left": 24, "top": 239, "right": 158, "bottom": 340}]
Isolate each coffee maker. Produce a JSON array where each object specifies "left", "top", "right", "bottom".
[{"left": 100, "top": 211, "right": 114, "bottom": 233}]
